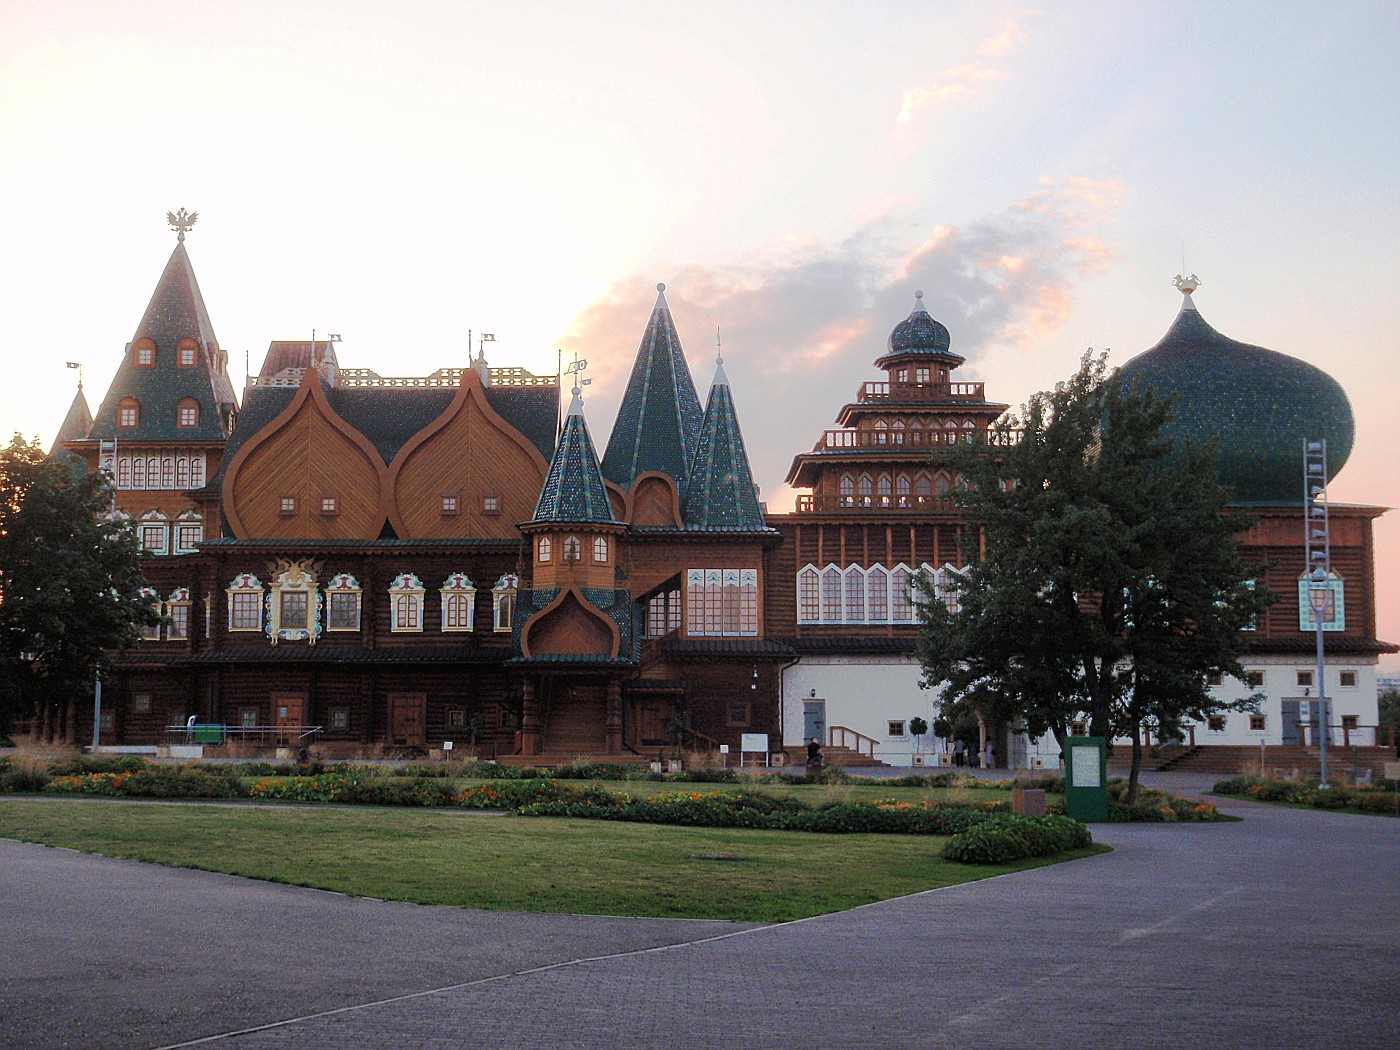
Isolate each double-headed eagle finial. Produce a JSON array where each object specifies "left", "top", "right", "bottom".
[{"left": 166, "top": 207, "right": 198, "bottom": 242}]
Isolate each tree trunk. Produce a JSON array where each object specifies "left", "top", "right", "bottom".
[{"left": 1126, "top": 724, "right": 1143, "bottom": 805}]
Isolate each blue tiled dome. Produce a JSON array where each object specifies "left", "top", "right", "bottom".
[{"left": 1117, "top": 288, "right": 1354, "bottom": 506}]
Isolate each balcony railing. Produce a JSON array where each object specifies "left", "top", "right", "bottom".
[
  {"left": 810, "top": 427, "right": 1021, "bottom": 452},
  {"left": 858, "top": 381, "right": 986, "bottom": 402},
  {"left": 794, "top": 493, "right": 959, "bottom": 514}
]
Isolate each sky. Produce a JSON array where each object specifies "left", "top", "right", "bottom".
[{"left": 2, "top": 0, "right": 1397, "bottom": 671}]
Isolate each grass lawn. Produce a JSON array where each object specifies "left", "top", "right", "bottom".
[{"left": 0, "top": 799, "right": 1102, "bottom": 922}]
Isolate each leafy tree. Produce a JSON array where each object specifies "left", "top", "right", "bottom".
[
  {"left": 916, "top": 352, "right": 1271, "bottom": 801},
  {"left": 1380, "top": 687, "right": 1399, "bottom": 756},
  {"left": 0, "top": 434, "right": 159, "bottom": 734}
]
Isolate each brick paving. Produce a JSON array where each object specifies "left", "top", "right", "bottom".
[{"left": 2, "top": 794, "right": 1397, "bottom": 1049}]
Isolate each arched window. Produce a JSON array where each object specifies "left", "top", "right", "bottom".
[
  {"left": 892, "top": 420, "right": 906, "bottom": 445},
  {"left": 537, "top": 536, "right": 552, "bottom": 563},
  {"left": 161, "top": 457, "right": 175, "bottom": 489},
  {"left": 873, "top": 420, "right": 888, "bottom": 445},
  {"left": 146, "top": 456, "right": 159, "bottom": 488},
  {"left": 118, "top": 398, "right": 140, "bottom": 428},
  {"left": 896, "top": 474, "right": 911, "bottom": 508},
  {"left": 563, "top": 535, "right": 582, "bottom": 561},
  {"left": 177, "top": 398, "right": 200, "bottom": 428},
  {"left": 797, "top": 566, "right": 820, "bottom": 623},
  {"left": 915, "top": 474, "right": 931, "bottom": 497},
  {"left": 389, "top": 573, "right": 425, "bottom": 632},
  {"left": 133, "top": 339, "right": 156, "bottom": 368},
  {"left": 839, "top": 474, "right": 855, "bottom": 508},
  {"left": 593, "top": 536, "right": 609, "bottom": 563},
  {"left": 857, "top": 475, "right": 872, "bottom": 508},
  {"left": 131, "top": 456, "right": 146, "bottom": 489},
  {"left": 492, "top": 574, "right": 518, "bottom": 633},
  {"left": 175, "top": 457, "right": 191, "bottom": 488},
  {"left": 867, "top": 565, "right": 890, "bottom": 622},
  {"left": 844, "top": 566, "right": 866, "bottom": 623},
  {"left": 820, "top": 566, "right": 843, "bottom": 622},
  {"left": 177, "top": 339, "right": 198, "bottom": 368},
  {"left": 117, "top": 456, "right": 132, "bottom": 489},
  {"left": 891, "top": 565, "right": 914, "bottom": 622},
  {"left": 935, "top": 474, "right": 951, "bottom": 494},
  {"left": 440, "top": 573, "right": 476, "bottom": 632}
]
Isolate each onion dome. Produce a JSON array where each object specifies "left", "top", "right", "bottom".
[
  {"left": 875, "top": 291, "right": 961, "bottom": 369},
  {"left": 1116, "top": 276, "right": 1354, "bottom": 505}
]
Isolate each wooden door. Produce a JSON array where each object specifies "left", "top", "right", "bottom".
[
  {"left": 635, "top": 699, "right": 676, "bottom": 748},
  {"left": 388, "top": 692, "right": 426, "bottom": 747},
  {"left": 273, "top": 694, "right": 306, "bottom": 745}
]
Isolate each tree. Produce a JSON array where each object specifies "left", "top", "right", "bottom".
[
  {"left": 1380, "top": 686, "right": 1399, "bottom": 757},
  {"left": 916, "top": 352, "right": 1271, "bottom": 801},
  {"left": 0, "top": 434, "right": 159, "bottom": 735}
]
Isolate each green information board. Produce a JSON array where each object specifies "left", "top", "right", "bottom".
[{"left": 1064, "top": 736, "right": 1108, "bottom": 822}]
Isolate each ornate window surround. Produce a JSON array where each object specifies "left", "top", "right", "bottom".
[
  {"left": 440, "top": 572, "right": 476, "bottom": 632},
  {"left": 389, "top": 573, "right": 426, "bottom": 633},
  {"left": 492, "top": 574, "right": 518, "bottom": 633},
  {"left": 325, "top": 573, "right": 363, "bottom": 632}
]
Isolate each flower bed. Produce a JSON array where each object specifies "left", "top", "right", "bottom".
[{"left": 1213, "top": 775, "right": 1399, "bottom": 816}]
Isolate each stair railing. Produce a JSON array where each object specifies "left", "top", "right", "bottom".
[{"left": 828, "top": 725, "right": 879, "bottom": 759}]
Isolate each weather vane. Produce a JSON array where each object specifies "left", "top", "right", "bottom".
[
  {"left": 563, "top": 352, "right": 591, "bottom": 396},
  {"left": 166, "top": 207, "right": 199, "bottom": 242},
  {"left": 1173, "top": 273, "right": 1201, "bottom": 295}
]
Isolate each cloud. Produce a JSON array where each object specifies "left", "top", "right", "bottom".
[
  {"left": 897, "top": 11, "right": 1038, "bottom": 124},
  {"left": 560, "top": 175, "right": 1122, "bottom": 508}
]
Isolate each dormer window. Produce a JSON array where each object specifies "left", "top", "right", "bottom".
[
  {"left": 537, "top": 536, "right": 552, "bottom": 563},
  {"left": 134, "top": 339, "right": 156, "bottom": 368},
  {"left": 177, "top": 398, "right": 200, "bottom": 428},
  {"left": 593, "top": 536, "right": 609, "bottom": 563},
  {"left": 563, "top": 535, "right": 582, "bottom": 562},
  {"left": 118, "top": 398, "right": 140, "bottom": 428},
  {"left": 177, "top": 340, "right": 198, "bottom": 368}
]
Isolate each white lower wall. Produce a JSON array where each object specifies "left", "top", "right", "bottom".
[{"left": 783, "top": 653, "right": 1383, "bottom": 767}]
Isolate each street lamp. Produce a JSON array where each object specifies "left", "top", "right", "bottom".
[{"left": 1307, "top": 566, "right": 1331, "bottom": 787}]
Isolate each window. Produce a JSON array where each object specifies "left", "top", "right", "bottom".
[
  {"left": 177, "top": 398, "right": 199, "bottom": 428},
  {"left": 1208, "top": 715, "right": 1227, "bottom": 732},
  {"left": 134, "top": 340, "right": 155, "bottom": 367},
  {"left": 797, "top": 567, "right": 820, "bottom": 624},
  {"left": 178, "top": 342, "right": 198, "bottom": 367},
  {"left": 441, "top": 494, "right": 459, "bottom": 516},
  {"left": 594, "top": 536, "right": 609, "bottom": 563},
  {"left": 685, "top": 567, "right": 759, "bottom": 637},
  {"left": 1296, "top": 670, "right": 1314, "bottom": 688},
  {"left": 933, "top": 563, "right": 966, "bottom": 614},
  {"left": 269, "top": 560, "right": 320, "bottom": 644},
  {"left": 320, "top": 496, "right": 338, "bottom": 515},
  {"left": 1341, "top": 714, "right": 1359, "bottom": 730},
  {"left": 279, "top": 496, "right": 297, "bottom": 515},
  {"left": 838, "top": 475, "right": 854, "bottom": 508},
  {"left": 1070, "top": 721, "right": 1087, "bottom": 736},
  {"left": 99, "top": 708, "right": 115, "bottom": 732},
  {"left": 537, "top": 536, "right": 552, "bottom": 563},
  {"left": 440, "top": 572, "right": 476, "bottom": 632},
  {"left": 482, "top": 495, "right": 500, "bottom": 514},
  {"left": 240, "top": 708, "right": 258, "bottom": 729},
  {"left": 1339, "top": 670, "right": 1357, "bottom": 688},
  {"left": 133, "top": 694, "right": 152, "bottom": 714},
  {"left": 1244, "top": 670, "right": 1264, "bottom": 688},
  {"left": 726, "top": 702, "right": 751, "bottom": 727},
  {"left": 138, "top": 589, "right": 161, "bottom": 640},
  {"left": 492, "top": 574, "right": 518, "bottom": 633},
  {"left": 448, "top": 708, "right": 466, "bottom": 729},
  {"left": 330, "top": 707, "right": 349, "bottom": 730},
  {"left": 914, "top": 366, "right": 930, "bottom": 384},
  {"left": 118, "top": 398, "right": 140, "bottom": 428},
  {"left": 1249, "top": 714, "right": 1267, "bottom": 731},
  {"left": 325, "top": 573, "right": 362, "bottom": 632},
  {"left": 1207, "top": 671, "right": 1223, "bottom": 686},
  {"left": 279, "top": 591, "right": 309, "bottom": 631},
  {"left": 563, "top": 535, "right": 581, "bottom": 561},
  {"left": 139, "top": 522, "right": 168, "bottom": 555},
  {"left": 888, "top": 721, "right": 906, "bottom": 737},
  {"left": 645, "top": 587, "right": 681, "bottom": 637},
  {"left": 171, "top": 519, "right": 202, "bottom": 555},
  {"left": 389, "top": 573, "right": 425, "bottom": 632},
  {"left": 167, "top": 588, "right": 191, "bottom": 640}
]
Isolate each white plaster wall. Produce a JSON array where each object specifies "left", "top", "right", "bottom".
[{"left": 783, "top": 654, "right": 1383, "bottom": 766}]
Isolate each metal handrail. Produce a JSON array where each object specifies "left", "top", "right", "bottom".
[{"left": 165, "top": 724, "right": 323, "bottom": 742}]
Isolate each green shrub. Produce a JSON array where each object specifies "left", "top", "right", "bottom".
[
  {"left": 46, "top": 766, "right": 246, "bottom": 799},
  {"left": 0, "top": 758, "right": 51, "bottom": 793},
  {"left": 247, "top": 771, "right": 360, "bottom": 803},
  {"left": 48, "top": 754, "right": 151, "bottom": 776},
  {"left": 942, "top": 815, "right": 1092, "bottom": 864},
  {"left": 455, "top": 761, "right": 551, "bottom": 780},
  {"left": 344, "top": 777, "right": 453, "bottom": 807}
]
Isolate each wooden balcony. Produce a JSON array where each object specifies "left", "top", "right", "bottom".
[
  {"left": 793, "top": 493, "right": 959, "bottom": 514},
  {"left": 809, "top": 427, "right": 1021, "bottom": 452},
  {"left": 858, "top": 380, "right": 986, "bottom": 402}
]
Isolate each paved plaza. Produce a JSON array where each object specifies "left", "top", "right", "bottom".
[{"left": 1, "top": 786, "right": 1397, "bottom": 1049}]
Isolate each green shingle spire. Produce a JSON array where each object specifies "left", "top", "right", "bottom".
[
  {"left": 601, "top": 284, "right": 704, "bottom": 497},
  {"left": 532, "top": 388, "right": 617, "bottom": 524},
  {"left": 682, "top": 354, "right": 766, "bottom": 531}
]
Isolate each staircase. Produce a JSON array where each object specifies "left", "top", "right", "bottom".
[
  {"left": 1143, "top": 744, "right": 1395, "bottom": 778},
  {"left": 783, "top": 744, "right": 892, "bottom": 769}
]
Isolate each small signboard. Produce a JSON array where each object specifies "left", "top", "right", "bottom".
[
  {"left": 1065, "top": 736, "right": 1109, "bottom": 822},
  {"left": 442, "top": 740, "right": 454, "bottom": 751},
  {"left": 740, "top": 733, "right": 768, "bottom": 754}
]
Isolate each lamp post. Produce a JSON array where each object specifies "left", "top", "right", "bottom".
[{"left": 1308, "top": 566, "right": 1330, "bottom": 787}]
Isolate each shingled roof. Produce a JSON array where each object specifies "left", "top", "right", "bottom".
[
  {"left": 87, "top": 240, "right": 236, "bottom": 443},
  {"left": 601, "top": 284, "right": 704, "bottom": 497},
  {"left": 531, "top": 389, "right": 616, "bottom": 524},
  {"left": 50, "top": 384, "right": 92, "bottom": 474},
  {"left": 681, "top": 357, "right": 767, "bottom": 531}
]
